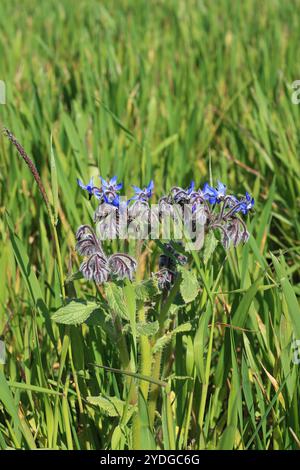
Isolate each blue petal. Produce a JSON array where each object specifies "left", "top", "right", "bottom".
[
  {"left": 147, "top": 180, "right": 154, "bottom": 192},
  {"left": 77, "top": 178, "right": 85, "bottom": 189},
  {"left": 188, "top": 180, "right": 195, "bottom": 193},
  {"left": 111, "top": 195, "right": 120, "bottom": 207},
  {"left": 217, "top": 181, "right": 226, "bottom": 196},
  {"left": 110, "top": 176, "right": 118, "bottom": 185},
  {"left": 94, "top": 189, "right": 103, "bottom": 200},
  {"left": 203, "top": 183, "right": 217, "bottom": 198},
  {"left": 104, "top": 193, "right": 120, "bottom": 207},
  {"left": 100, "top": 176, "right": 108, "bottom": 188},
  {"left": 132, "top": 185, "right": 142, "bottom": 194}
]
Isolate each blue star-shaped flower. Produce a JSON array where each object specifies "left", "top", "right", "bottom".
[
  {"left": 203, "top": 181, "right": 226, "bottom": 204},
  {"left": 239, "top": 192, "right": 255, "bottom": 215},
  {"left": 77, "top": 177, "right": 96, "bottom": 199},
  {"left": 131, "top": 180, "right": 154, "bottom": 201},
  {"left": 100, "top": 176, "right": 123, "bottom": 192}
]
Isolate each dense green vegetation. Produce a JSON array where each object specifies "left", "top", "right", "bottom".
[{"left": 0, "top": 0, "right": 300, "bottom": 450}]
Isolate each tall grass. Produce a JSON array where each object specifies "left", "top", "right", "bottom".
[{"left": 0, "top": 0, "right": 300, "bottom": 450}]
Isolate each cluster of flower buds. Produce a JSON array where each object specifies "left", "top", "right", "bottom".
[
  {"left": 76, "top": 176, "right": 254, "bottom": 286},
  {"left": 78, "top": 176, "right": 154, "bottom": 239},
  {"left": 154, "top": 242, "right": 188, "bottom": 290},
  {"left": 157, "top": 180, "right": 254, "bottom": 249},
  {"left": 76, "top": 176, "right": 156, "bottom": 285},
  {"left": 75, "top": 224, "right": 137, "bottom": 283}
]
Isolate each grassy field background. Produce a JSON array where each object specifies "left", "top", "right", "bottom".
[{"left": 0, "top": 0, "right": 300, "bottom": 450}]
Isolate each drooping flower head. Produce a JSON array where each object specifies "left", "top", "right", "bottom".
[
  {"left": 80, "top": 253, "right": 110, "bottom": 284},
  {"left": 154, "top": 268, "right": 174, "bottom": 291},
  {"left": 108, "top": 253, "right": 137, "bottom": 281},
  {"left": 221, "top": 219, "right": 250, "bottom": 249},
  {"left": 75, "top": 224, "right": 137, "bottom": 283}
]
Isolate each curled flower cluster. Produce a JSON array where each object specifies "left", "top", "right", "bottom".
[
  {"left": 79, "top": 176, "right": 154, "bottom": 239},
  {"left": 157, "top": 180, "right": 254, "bottom": 249},
  {"left": 75, "top": 225, "right": 137, "bottom": 283},
  {"left": 76, "top": 176, "right": 155, "bottom": 285},
  {"left": 76, "top": 175, "right": 254, "bottom": 286},
  {"left": 154, "top": 242, "right": 188, "bottom": 290}
]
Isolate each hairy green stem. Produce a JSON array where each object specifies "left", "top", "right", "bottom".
[
  {"left": 148, "top": 276, "right": 181, "bottom": 429},
  {"left": 198, "top": 307, "right": 216, "bottom": 438},
  {"left": 115, "top": 316, "right": 137, "bottom": 404},
  {"left": 148, "top": 350, "right": 163, "bottom": 429},
  {"left": 132, "top": 303, "right": 152, "bottom": 449},
  {"left": 138, "top": 303, "right": 152, "bottom": 400}
]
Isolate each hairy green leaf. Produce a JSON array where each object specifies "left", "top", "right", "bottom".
[
  {"left": 52, "top": 300, "right": 100, "bottom": 325},
  {"left": 137, "top": 321, "right": 159, "bottom": 336},
  {"left": 179, "top": 268, "right": 199, "bottom": 304}
]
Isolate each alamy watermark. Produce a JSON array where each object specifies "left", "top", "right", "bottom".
[
  {"left": 0, "top": 340, "right": 6, "bottom": 364},
  {"left": 291, "top": 80, "right": 300, "bottom": 104},
  {"left": 94, "top": 198, "right": 206, "bottom": 251},
  {"left": 0, "top": 80, "right": 5, "bottom": 105},
  {"left": 292, "top": 338, "right": 300, "bottom": 365}
]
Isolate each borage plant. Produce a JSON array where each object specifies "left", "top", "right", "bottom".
[{"left": 5, "top": 129, "right": 254, "bottom": 450}]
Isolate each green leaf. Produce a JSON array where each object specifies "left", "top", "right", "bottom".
[
  {"left": 152, "top": 133, "right": 178, "bottom": 157},
  {"left": 62, "top": 112, "right": 83, "bottom": 154},
  {"left": 138, "top": 391, "right": 156, "bottom": 450},
  {"left": 124, "top": 280, "right": 137, "bottom": 350},
  {"left": 231, "top": 277, "right": 261, "bottom": 330},
  {"left": 179, "top": 268, "right": 199, "bottom": 303},
  {"left": 92, "top": 364, "right": 167, "bottom": 387},
  {"left": 65, "top": 270, "right": 83, "bottom": 283},
  {"left": 271, "top": 253, "right": 300, "bottom": 339},
  {"left": 6, "top": 214, "right": 55, "bottom": 344},
  {"left": 135, "top": 278, "right": 160, "bottom": 301},
  {"left": 153, "top": 322, "right": 192, "bottom": 354},
  {"left": 0, "top": 371, "right": 21, "bottom": 427},
  {"left": 203, "top": 231, "right": 218, "bottom": 265},
  {"left": 105, "top": 283, "right": 129, "bottom": 320},
  {"left": 194, "top": 303, "right": 212, "bottom": 383},
  {"left": 0, "top": 371, "right": 36, "bottom": 449},
  {"left": 52, "top": 300, "right": 100, "bottom": 325},
  {"left": 217, "top": 425, "right": 236, "bottom": 450},
  {"left": 8, "top": 381, "right": 62, "bottom": 396},
  {"left": 173, "top": 322, "right": 192, "bottom": 334},
  {"left": 137, "top": 321, "right": 159, "bottom": 336},
  {"left": 86, "top": 395, "right": 135, "bottom": 417},
  {"left": 98, "top": 100, "right": 139, "bottom": 145}
]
